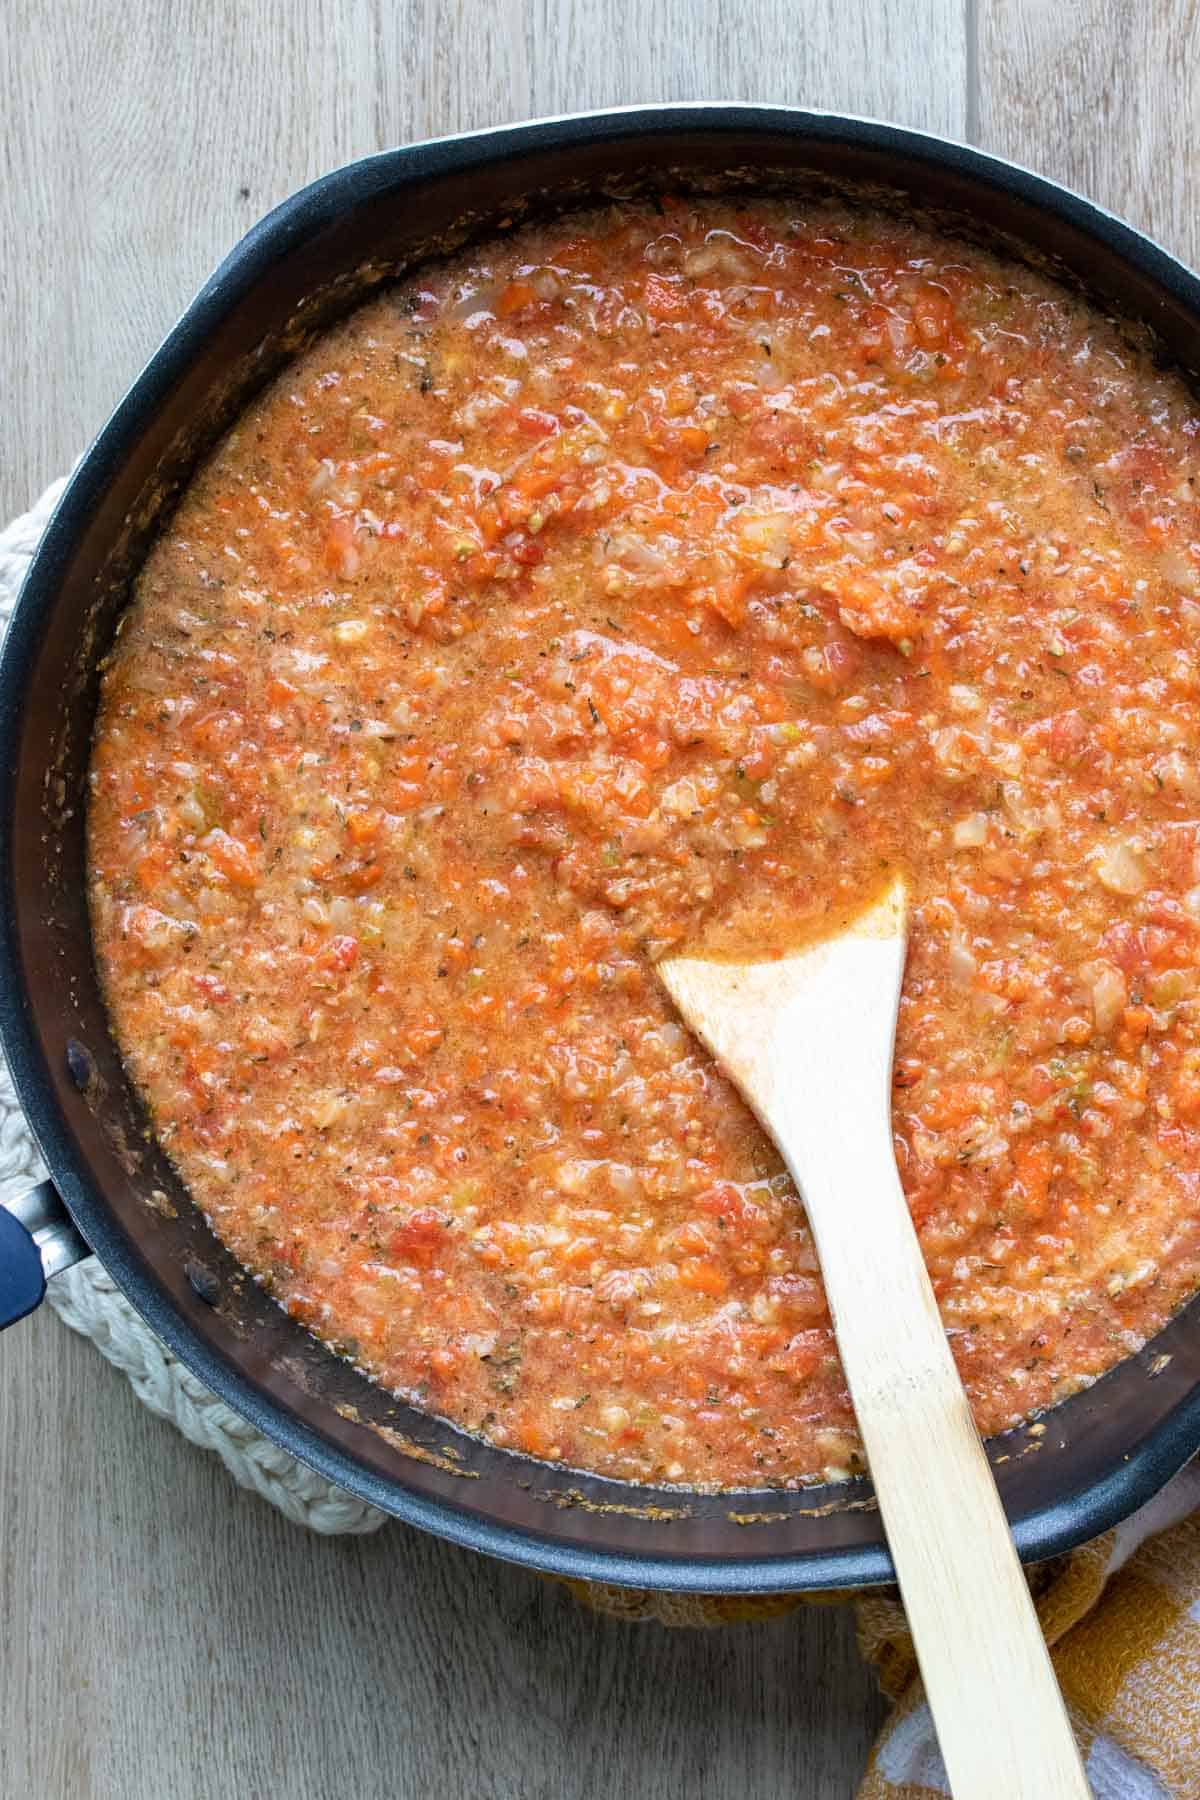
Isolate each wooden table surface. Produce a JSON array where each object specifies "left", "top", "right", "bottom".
[{"left": 1, "top": 3, "right": 1194, "bottom": 1794}]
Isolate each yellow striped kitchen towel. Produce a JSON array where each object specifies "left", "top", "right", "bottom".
[{"left": 573, "top": 1458, "right": 1200, "bottom": 1797}]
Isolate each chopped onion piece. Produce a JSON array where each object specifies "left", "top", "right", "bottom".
[
  {"left": 948, "top": 930, "right": 978, "bottom": 984},
  {"left": 1094, "top": 838, "right": 1147, "bottom": 896},
  {"left": 952, "top": 812, "right": 989, "bottom": 849},
  {"left": 1088, "top": 962, "right": 1127, "bottom": 1034}
]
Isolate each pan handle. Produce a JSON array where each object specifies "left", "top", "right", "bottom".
[{"left": 0, "top": 1181, "right": 90, "bottom": 1329}]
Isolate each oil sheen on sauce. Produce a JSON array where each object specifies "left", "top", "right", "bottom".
[{"left": 90, "top": 200, "right": 1200, "bottom": 1489}]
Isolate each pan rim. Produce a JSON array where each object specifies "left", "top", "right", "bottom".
[{"left": 5, "top": 102, "right": 1200, "bottom": 1590}]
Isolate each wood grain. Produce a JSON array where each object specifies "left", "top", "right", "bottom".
[
  {"left": 0, "top": 1307, "right": 885, "bottom": 1800},
  {"left": 11, "top": 0, "right": 1196, "bottom": 1789},
  {"left": 977, "top": 0, "right": 1200, "bottom": 269},
  {"left": 10, "top": 0, "right": 1195, "bottom": 1787}
]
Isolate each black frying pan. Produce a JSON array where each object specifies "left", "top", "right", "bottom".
[{"left": 5, "top": 106, "right": 1200, "bottom": 1593}]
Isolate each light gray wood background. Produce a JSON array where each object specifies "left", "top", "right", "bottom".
[{"left": 0, "top": 2, "right": 1191, "bottom": 1794}]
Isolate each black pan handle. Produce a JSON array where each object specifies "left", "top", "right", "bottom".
[{"left": 0, "top": 1182, "right": 90, "bottom": 1328}]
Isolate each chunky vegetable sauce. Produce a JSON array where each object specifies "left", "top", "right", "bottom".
[{"left": 90, "top": 200, "right": 1200, "bottom": 1489}]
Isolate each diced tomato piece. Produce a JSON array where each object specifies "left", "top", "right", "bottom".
[
  {"left": 134, "top": 844, "right": 173, "bottom": 892},
  {"left": 496, "top": 281, "right": 537, "bottom": 316},
  {"left": 678, "top": 1257, "right": 728, "bottom": 1296},
  {"left": 704, "top": 574, "right": 751, "bottom": 629},
  {"left": 192, "top": 973, "right": 230, "bottom": 1003},
  {"left": 912, "top": 283, "right": 961, "bottom": 348},
  {"left": 1046, "top": 709, "right": 1087, "bottom": 761},
  {"left": 322, "top": 513, "right": 360, "bottom": 578},
  {"left": 1121, "top": 1005, "right": 1152, "bottom": 1044},
  {"left": 389, "top": 1208, "right": 451, "bottom": 1267},
  {"left": 201, "top": 828, "right": 258, "bottom": 887},
  {"left": 838, "top": 576, "right": 920, "bottom": 646},
  {"left": 318, "top": 935, "right": 359, "bottom": 972},
  {"left": 643, "top": 274, "right": 688, "bottom": 319},
  {"left": 515, "top": 408, "right": 559, "bottom": 438}
]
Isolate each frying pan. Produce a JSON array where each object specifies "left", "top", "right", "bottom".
[{"left": 4, "top": 105, "right": 1200, "bottom": 1593}]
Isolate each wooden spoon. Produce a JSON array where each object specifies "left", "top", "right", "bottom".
[{"left": 659, "top": 877, "right": 1089, "bottom": 1799}]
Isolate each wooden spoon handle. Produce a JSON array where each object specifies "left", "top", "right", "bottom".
[{"left": 767, "top": 1082, "right": 1090, "bottom": 1797}]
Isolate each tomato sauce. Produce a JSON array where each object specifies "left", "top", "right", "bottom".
[{"left": 89, "top": 199, "right": 1200, "bottom": 1488}]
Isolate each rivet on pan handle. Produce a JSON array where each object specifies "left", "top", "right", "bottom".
[{"left": 0, "top": 1182, "right": 90, "bottom": 1329}]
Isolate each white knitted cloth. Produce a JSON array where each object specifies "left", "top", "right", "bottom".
[{"left": 0, "top": 479, "right": 386, "bottom": 1534}]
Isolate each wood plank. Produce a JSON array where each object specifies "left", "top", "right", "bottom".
[
  {"left": 0, "top": 1307, "right": 886, "bottom": 1800},
  {"left": 976, "top": 0, "right": 1200, "bottom": 264},
  {"left": 0, "top": 2, "right": 969, "bottom": 1794}
]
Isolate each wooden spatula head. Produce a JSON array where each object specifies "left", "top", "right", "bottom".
[{"left": 658, "top": 875, "right": 909, "bottom": 1142}]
